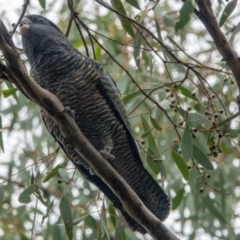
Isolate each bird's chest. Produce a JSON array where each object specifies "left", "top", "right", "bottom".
[{"left": 46, "top": 77, "right": 116, "bottom": 140}]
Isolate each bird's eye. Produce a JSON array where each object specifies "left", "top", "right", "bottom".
[{"left": 38, "top": 19, "right": 44, "bottom": 24}]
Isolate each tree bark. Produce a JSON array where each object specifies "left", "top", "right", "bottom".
[{"left": 195, "top": 0, "right": 240, "bottom": 110}]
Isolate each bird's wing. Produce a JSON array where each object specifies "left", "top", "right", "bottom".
[{"left": 93, "top": 61, "right": 143, "bottom": 165}]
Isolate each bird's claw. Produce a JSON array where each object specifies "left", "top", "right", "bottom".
[
  {"left": 100, "top": 149, "right": 115, "bottom": 161},
  {"left": 63, "top": 106, "right": 75, "bottom": 119},
  {"left": 89, "top": 167, "right": 96, "bottom": 175}
]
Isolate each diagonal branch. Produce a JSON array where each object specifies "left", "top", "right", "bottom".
[
  {"left": 195, "top": 0, "right": 240, "bottom": 111},
  {"left": 0, "top": 18, "right": 179, "bottom": 240}
]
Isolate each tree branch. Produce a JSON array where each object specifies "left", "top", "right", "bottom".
[
  {"left": 0, "top": 18, "right": 179, "bottom": 240},
  {"left": 195, "top": 0, "right": 240, "bottom": 111}
]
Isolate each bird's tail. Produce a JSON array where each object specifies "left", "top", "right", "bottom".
[
  {"left": 113, "top": 164, "right": 171, "bottom": 233},
  {"left": 74, "top": 161, "right": 170, "bottom": 234},
  {"left": 121, "top": 163, "right": 171, "bottom": 223}
]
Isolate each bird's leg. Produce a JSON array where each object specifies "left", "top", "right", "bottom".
[
  {"left": 99, "top": 135, "right": 115, "bottom": 161},
  {"left": 100, "top": 145, "right": 115, "bottom": 161},
  {"left": 89, "top": 136, "right": 115, "bottom": 175},
  {"left": 90, "top": 146, "right": 114, "bottom": 175},
  {"left": 63, "top": 106, "right": 75, "bottom": 119}
]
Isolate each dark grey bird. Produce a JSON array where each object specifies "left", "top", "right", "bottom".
[{"left": 20, "top": 14, "right": 170, "bottom": 234}]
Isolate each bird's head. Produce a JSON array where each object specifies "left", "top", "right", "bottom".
[{"left": 20, "top": 15, "right": 72, "bottom": 67}]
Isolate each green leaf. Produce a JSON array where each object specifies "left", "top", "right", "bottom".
[
  {"left": 0, "top": 116, "right": 4, "bottom": 152},
  {"left": 108, "top": 203, "right": 117, "bottom": 227},
  {"left": 95, "top": 45, "right": 102, "bottom": 61},
  {"left": 141, "top": 116, "right": 161, "bottom": 174},
  {"left": 172, "top": 188, "right": 184, "bottom": 210},
  {"left": 147, "top": 129, "right": 158, "bottom": 154},
  {"left": 18, "top": 185, "right": 35, "bottom": 204},
  {"left": 172, "top": 151, "right": 189, "bottom": 181},
  {"left": 147, "top": 147, "right": 161, "bottom": 175},
  {"left": 141, "top": 116, "right": 158, "bottom": 153},
  {"left": 175, "top": 0, "right": 194, "bottom": 32},
  {"left": 186, "top": 113, "right": 210, "bottom": 127},
  {"left": 115, "top": 215, "right": 125, "bottom": 240},
  {"left": 133, "top": 29, "right": 142, "bottom": 68},
  {"left": 60, "top": 195, "right": 73, "bottom": 240},
  {"left": 126, "top": 0, "right": 141, "bottom": 9},
  {"left": 100, "top": 203, "right": 110, "bottom": 239},
  {"left": 122, "top": 91, "right": 141, "bottom": 105},
  {"left": 155, "top": 17, "right": 163, "bottom": 41},
  {"left": 141, "top": 130, "right": 151, "bottom": 138},
  {"left": 194, "top": 176, "right": 203, "bottom": 209},
  {"left": 0, "top": 186, "right": 4, "bottom": 202},
  {"left": 5, "top": 81, "right": 19, "bottom": 103},
  {"left": 122, "top": 89, "right": 152, "bottom": 105},
  {"left": 38, "top": 0, "right": 46, "bottom": 10},
  {"left": 125, "top": 228, "right": 141, "bottom": 239},
  {"left": 177, "top": 86, "right": 199, "bottom": 102},
  {"left": 141, "top": 116, "right": 150, "bottom": 132},
  {"left": 218, "top": 112, "right": 239, "bottom": 126},
  {"left": 31, "top": 172, "right": 35, "bottom": 185},
  {"left": 73, "top": 216, "right": 85, "bottom": 225},
  {"left": 193, "top": 144, "right": 214, "bottom": 170},
  {"left": 219, "top": 0, "right": 237, "bottom": 27},
  {"left": 58, "top": 168, "right": 70, "bottom": 183},
  {"left": 3, "top": 88, "right": 18, "bottom": 98},
  {"left": 35, "top": 170, "right": 42, "bottom": 184},
  {"left": 111, "top": 0, "right": 135, "bottom": 38},
  {"left": 43, "top": 164, "right": 64, "bottom": 183},
  {"left": 150, "top": 115, "right": 162, "bottom": 131},
  {"left": 181, "top": 125, "right": 193, "bottom": 161}
]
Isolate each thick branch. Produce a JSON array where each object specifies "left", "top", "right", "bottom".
[
  {"left": 0, "top": 18, "right": 178, "bottom": 240},
  {"left": 195, "top": 0, "right": 240, "bottom": 107}
]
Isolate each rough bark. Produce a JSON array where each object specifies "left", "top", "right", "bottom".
[{"left": 195, "top": 0, "right": 240, "bottom": 110}]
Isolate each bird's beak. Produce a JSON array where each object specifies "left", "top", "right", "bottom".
[{"left": 20, "top": 17, "right": 32, "bottom": 36}]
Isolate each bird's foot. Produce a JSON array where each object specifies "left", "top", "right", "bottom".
[
  {"left": 89, "top": 167, "right": 96, "bottom": 175},
  {"left": 63, "top": 106, "right": 75, "bottom": 119},
  {"left": 99, "top": 149, "right": 115, "bottom": 161}
]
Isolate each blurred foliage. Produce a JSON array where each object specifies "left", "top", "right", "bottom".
[{"left": 0, "top": 0, "right": 240, "bottom": 239}]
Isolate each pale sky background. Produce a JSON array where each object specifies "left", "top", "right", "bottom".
[{"left": 0, "top": 1, "right": 240, "bottom": 240}]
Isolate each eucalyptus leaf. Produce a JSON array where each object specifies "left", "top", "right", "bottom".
[
  {"left": 43, "top": 164, "right": 64, "bottom": 183},
  {"left": 172, "top": 151, "right": 189, "bottom": 181},
  {"left": 186, "top": 113, "right": 210, "bottom": 127},
  {"left": 18, "top": 185, "right": 35, "bottom": 204},
  {"left": 181, "top": 125, "right": 193, "bottom": 161},
  {"left": 172, "top": 188, "right": 184, "bottom": 210},
  {"left": 193, "top": 144, "right": 214, "bottom": 170},
  {"left": 60, "top": 195, "right": 73, "bottom": 240},
  {"left": 126, "top": 0, "right": 141, "bottom": 10},
  {"left": 38, "top": 0, "right": 46, "bottom": 10},
  {"left": 111, "top": 0, "right": 135, "bottom": 38},
  {"left": 219, "top": 0, "right": 237, "bottom": 27},
  {"left": 0, "top": 187, "right": 4, "bottom": 202},
  {"left": 175, "top": 0, "right": 194, "bottom": 31}
]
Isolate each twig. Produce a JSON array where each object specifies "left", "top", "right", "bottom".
[
  {"left": 65, "top": 16, "right": 73, "bottom": 37},
  {"left": 11, "top": 0, "right": 30, "bottom": 35}
]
